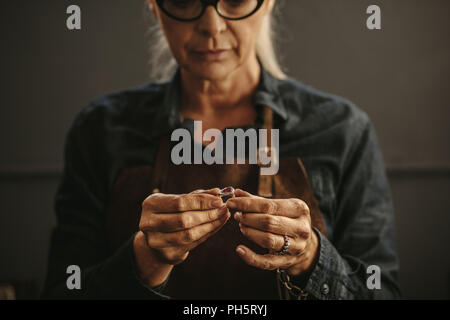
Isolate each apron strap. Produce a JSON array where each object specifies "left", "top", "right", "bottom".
[
  {"left": 257, "top": 106, "right": 274, "bottom": 198},
  {"left": 150, "top": 137, "right": 170, "bottom": 194}
]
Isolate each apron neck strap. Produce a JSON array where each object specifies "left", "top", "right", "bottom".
[{"left": 257, "top": 106, "right": 274, "bottom": 198}]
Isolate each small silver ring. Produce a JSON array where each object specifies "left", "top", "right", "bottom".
[
  {"left": 277, "top": 235, "right": 290, "bottom": 255},
  {"left": 218, "top": 186, "right": 235, "bottom": 198}
]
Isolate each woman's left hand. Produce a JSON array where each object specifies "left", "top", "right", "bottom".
[{"left": 226, "top": 189, "right": 319, "bottom": 276}]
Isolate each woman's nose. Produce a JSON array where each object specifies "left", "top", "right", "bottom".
[{"left": 196, "top": 6, "right": 227, "bottom": 37}]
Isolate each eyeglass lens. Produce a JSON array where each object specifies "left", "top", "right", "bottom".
[{"left": 161, "top": 0, "right": 260, "bottom": 20}]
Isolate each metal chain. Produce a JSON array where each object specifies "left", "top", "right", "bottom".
[{"left": 277, "top": 268, "right": 309, "bottom": 300}]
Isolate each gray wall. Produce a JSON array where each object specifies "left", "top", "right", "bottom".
[{"left": 1, "top": 0, "right": 449, "bottom": 299}]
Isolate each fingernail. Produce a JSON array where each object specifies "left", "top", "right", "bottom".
[
  {"left": 234, "top": 212, "right": 242, "bottom": 221},
  {"left": 236, "top": 247, "right": 245, "bottom": 256},
  {"left": 212, "top": 199, "right": 223, "bottom": 208},
  {"left": 227, "top": 200, "right": 236, "bottom": 209}
]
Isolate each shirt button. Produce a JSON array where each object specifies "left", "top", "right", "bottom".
[{"left": 321, "top": 283, "right": 330, "bottom": 295}]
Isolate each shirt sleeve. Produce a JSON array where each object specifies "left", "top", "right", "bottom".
[
  {"left": 40, "top": 111, "right": 170, "bottom": 299},
  {"left": 292, "top": 116, "right": 401, "bottom": 300}
]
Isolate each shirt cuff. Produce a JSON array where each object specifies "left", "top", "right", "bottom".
[
  {"left": 94, "top": 233, "right": 170, "bottom": 299},
  {"left": 128, "top": 233, "right": 171, "bottom": 299},
  {"left": 294, "top": 228, "right": 357, "bottom": 300}
]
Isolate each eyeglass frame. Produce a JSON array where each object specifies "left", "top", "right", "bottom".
[{"left": 155, "top": 0, "right": 265, "bottom": 22}]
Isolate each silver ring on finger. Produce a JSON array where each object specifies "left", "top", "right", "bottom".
[{"left": 277, "top": 235, "right": 290, "bottom": 255}]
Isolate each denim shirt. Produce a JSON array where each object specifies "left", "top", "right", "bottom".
[{"left": 41, "top": 65, "right": 401, "bottom": 300}]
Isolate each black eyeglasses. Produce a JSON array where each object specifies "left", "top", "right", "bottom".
[{"left": 155, "top": 0, "right": 265, "bottom": 22}]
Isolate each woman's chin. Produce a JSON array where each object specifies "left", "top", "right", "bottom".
[{"left": 187, "top": 62, "right": 238, "bottom": 81}]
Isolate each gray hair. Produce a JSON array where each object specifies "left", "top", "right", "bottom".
[{"left": 144, "top": 0, "right": 287, "bottom": 82}]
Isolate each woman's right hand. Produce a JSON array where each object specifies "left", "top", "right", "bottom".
[{"left": 133, "top": 188, "right": 230, "bottom": 287}]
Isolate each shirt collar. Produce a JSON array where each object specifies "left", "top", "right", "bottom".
[
  {"left": 160, "top": 60, "right": 288, "bottom": 133},
  {"left": 254, "top": 60, "right": 288, "bottom": 121}
]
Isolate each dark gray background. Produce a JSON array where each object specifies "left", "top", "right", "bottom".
[{"left": 1, "top": 0, "right": 449, "bottom": 299}]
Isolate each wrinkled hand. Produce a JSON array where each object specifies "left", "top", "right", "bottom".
[
  {"left": 226, "top": 189, "right": 319, "bottom": 276},
  {"left": 139, "top": 188, "right": 230, "bottom": 265}
]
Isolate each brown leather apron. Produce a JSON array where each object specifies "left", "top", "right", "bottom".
[{"left": 106, "top": 106, "right": 326, "bottom": 299}]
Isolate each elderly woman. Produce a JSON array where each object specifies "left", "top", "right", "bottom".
[{"left": 42, "top": 0, "right": 401, "bottom": 299}]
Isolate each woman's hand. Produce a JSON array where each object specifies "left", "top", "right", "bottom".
[
  {"left": 134, "top": 188, "right": 230, "bottom": 287},
  {"left": 226, "top": 189, "right": 319, "bottom": 277}
]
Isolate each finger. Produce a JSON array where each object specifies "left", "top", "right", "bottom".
[
  {"left": 190, "top": 189, "right": 206, "bottom": 194},
  {"left": 227, "top": 197, "right": 308, "bottom": 218},
  {"left": 147, "top": 212, "right": 230, "bottom": 248},
  {"left": 184, "top": 214, "right": 229, "bottom": 251},
  {"left": 190, "top": 188, "right": 221, "bottom": 196},
  {"left": 159, "top": 216, "right": 229, "bottom": 265},
  {"left": 235, "top": 212, "right": 300, "bottom": 238},
  {"left": 144, "top": 192, "right": 223, "bottom": 213},
  {"left": 143, "top": 206, "right": 229, "bottom": 232},
  {"left": 234, "top": 189, "right": 255, "bottom": 198},
  {"left": 239, "top": 223, "right": 285, "bottom": 251},
  {"left": 239, "top": 223, "right": 306, "bottom": 255},
  {"left": 235, "top": 245, "right": 295, "bottom": 270}
]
